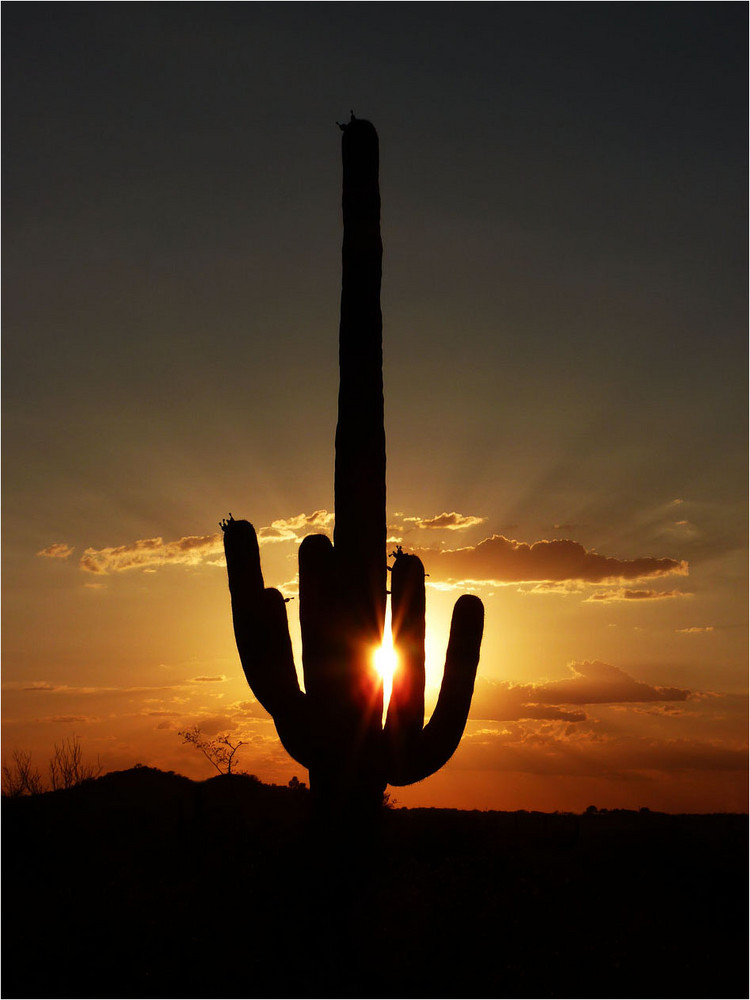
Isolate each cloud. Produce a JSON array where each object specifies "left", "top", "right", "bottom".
[
  {"left": 80, "top": 534, "right": 223, "bottom": 574},
  {"left": 2, "top": 680, "right": 178, "bottom": 696},
  {"left": 534, "top": 660, "right": 691, "bottom": 705},
  {"left": 585, "top": 588, "right": 689, "bottom": 603},
  {"left": 277, "top": 577, "right": 299, "bottom": 600},
  {"left": 179, "top": 714, "right": 237, "bottom": 736},
  {"left": 77, "top": 511, "right": 335, "bottom": 574},
  {"left": 621, "top": 704, "right": 686, "bottom": 717},
  {"left": 472, "top": 680, "right": 589, "bottom": 723},
  {"left": 676, "top": 626, "right": 714, "bottom": 634},
  {"left": 472, "top": 661, "right": 690, "bottom": 722},
  {"left": 522, "top": 581, "right": 586, "bottom": 596},
  {"left": 410, "top": 534, "right": 688, "bottom": 585},
  {"left": 34, "top": 715, "right": 93, "bottom": 724},
  {"left": 228, "top": 699, "right": 276, "bottom": 719},
  {"left": 400, "top": 511, "right": 486, "bottom": 531},
  {"left": 257, "top": 509, "right": 334, "bottom": 543},
  {"left": 189, "top": 675, "right": 227, "bottom": 684},
  {"left": 37, "top": 543, "right": 74, "bottom": 559},
  {"left": 55, "top": 515, "right": 688, "bottom": 591},
  {"left": 458, "top": 723, "right": 748, "bottom": 779}
]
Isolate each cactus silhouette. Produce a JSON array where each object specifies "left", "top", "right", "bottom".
[{"left": 222, "top": 114, "right": 484, "bottom": 816}]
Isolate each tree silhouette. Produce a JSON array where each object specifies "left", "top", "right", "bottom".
[
  {"left": 222, "top": 115, "right": 484, "bottom": 817},
  {"left": 179, "top": 727, "right": 246, "bottom": 776},
  {"left": 2, "top": 749, "right": 44, "bottom": 797}
]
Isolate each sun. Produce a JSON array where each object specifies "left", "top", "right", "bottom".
[
  {"left": 374, "top": 633, "right": 398, "bottom": 685},
  {"left": 373, "top": 601, "right": 398, "bottom": 716}
]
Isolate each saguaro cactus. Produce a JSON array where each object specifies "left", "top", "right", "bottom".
[{"left": 222, "top": 115, "right": 484, "bottom": 816}]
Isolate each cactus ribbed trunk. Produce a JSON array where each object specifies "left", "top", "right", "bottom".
[
  {"left": 308, "top": 117, "right": 387, "bottom": 816},
  {"left": 335, "top": 117, "right": 386, "bottom": 652}
]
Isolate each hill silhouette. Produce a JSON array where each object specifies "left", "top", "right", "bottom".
[{"left": 3, "top": 767, "right": 747, "bottom": 998}]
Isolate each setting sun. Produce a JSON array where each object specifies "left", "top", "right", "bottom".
[{"left": 374, "top": 602, "right": 398, "bottom": 715}]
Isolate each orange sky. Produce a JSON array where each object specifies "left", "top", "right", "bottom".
[
  {"left": 4, "top": 501, "right": 747, "bottom": 813},
  {"left": 3, "top": 6, "right": 747, "bottom": 812}
]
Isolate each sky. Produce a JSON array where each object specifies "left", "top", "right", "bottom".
[{"left": 3, "top": 4, "right": 747, "bottom": 812}]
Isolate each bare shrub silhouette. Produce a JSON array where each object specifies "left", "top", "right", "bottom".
[
  {"left": 2, "top": 749, "right": 44, "bottom": 797},
  {"left": 222, "top": 115, "right": 484, "bottom": 817},
  {"left": 49, "top": 735, "right": 102, "bottom": 790},
  {"left": 3, "top": 738, "right": 101, "bottom": 795},
  {"left": 179, "top": 726, "right": 246, "bottom": 775}
]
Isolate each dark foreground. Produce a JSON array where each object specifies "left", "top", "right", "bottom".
[{"left": 3, "top": 768, "right": 747, "bottom": 999}]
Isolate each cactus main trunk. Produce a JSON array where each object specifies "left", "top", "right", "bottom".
[
  {"left": 335, "top": 116, "right": 387, "bottom": 654},
  {"left": 307, "top": 116, "right": 387, "bottom": 814}
]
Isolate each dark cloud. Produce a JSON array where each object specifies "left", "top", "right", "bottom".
[
  {"left": 471, "top": 679, "right": 588, "bottom": 722},
  {"left": 412, "top": 534, "right": 688, "bottom": 585},
  {"left": 472, "top": 661, "right": 690, "bottom": 722},
  {"left": 533, "top": 660, "right": 691, "bottom": 705},
  {"left": 459, "top": 726, "right": 748, "bottom": 779}
]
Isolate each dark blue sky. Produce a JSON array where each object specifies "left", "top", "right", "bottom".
[{"left": 5, "top": 4, "right": 745, "bottom": 535}]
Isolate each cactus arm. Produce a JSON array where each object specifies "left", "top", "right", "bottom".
[
  {"left": 384, "top": 552, "right": 426, "bottom": 771},
  {"left": 298, "top": 533, "right": 346, "bottom": 712},
  {"left": 222, "top": 517, "right": 310, "bottom": 766},
  {"left": 387, "top": 593, "right": 484, "bottom": 786}
]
